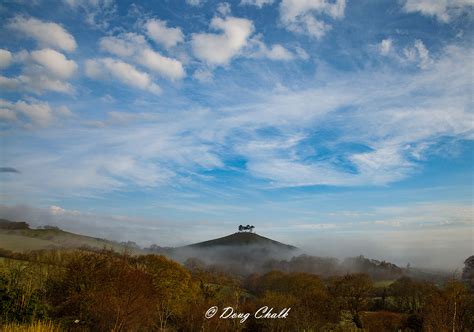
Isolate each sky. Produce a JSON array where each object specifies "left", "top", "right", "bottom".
[{"left": 0, "top": 0, "right": 473, "bottom": 270}]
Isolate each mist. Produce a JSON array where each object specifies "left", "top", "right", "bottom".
[{"left": 0, "top": 203, "right": 471, "bottom": 272}]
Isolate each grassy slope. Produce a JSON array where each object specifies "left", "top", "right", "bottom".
[
  {"left": 0, "top": 228, "right": 144, "bottom": 254},
  {"left": 187, "top": 232, "right": 297, "bottom": 250}
]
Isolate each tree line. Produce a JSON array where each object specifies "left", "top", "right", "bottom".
[{"left": 0, "top": 248, "right": 473, "bottom": 331}]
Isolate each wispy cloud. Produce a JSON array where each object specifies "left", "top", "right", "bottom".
[
  {"left": 402, "top": 0, "right": 473, "bottom": 23},
  {"left": 279, "top": 0, "right": 346, "bottom": 38},
  {"left": 0, "top": 0, "right": 472, "bottom": 270},
  {"left": 2, "top": 43, "right": 472, "bottom": 196}
]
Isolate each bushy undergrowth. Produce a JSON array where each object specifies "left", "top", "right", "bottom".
[{"left": 0, "top": 249, "right": 473, "bottom": 331}]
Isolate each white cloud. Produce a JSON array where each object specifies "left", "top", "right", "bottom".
[
  {"left": 0, "top": 76, "right": 20, "bottom": 90},
  {"left": 7, "top": 16, "right": 77, "bottom": 52},
  {"left": 49, "top": 205, "right": 66, "bottom": 215},
  {"left": 0, "top": 113, "right": 223, "bottom": 197},
  {"left": 225, "top": 45, "right": 473, "bottom": 187},
  {"left": 193, "top": 68, "right": 213, "bottom": 82},
  {"left": 248, "top": 36, "right": 299, "bottom": 61},
  {"left": 279, "top": 0, "right": 346, "bottom": 38},
  {"left": 191, "top": 18, "right": 303, "bottom": 65},
  {"left": 0, "top": 49, "right": 77, "bottom": 94},
  {"left": 0, "top": 49, "right": 13, "bottom": 69},
  {"left": 191, "top": 16, "right": 254, "bottom": 65},
  {"left": 56, "top": 106, "right": 73, "bottom": 117},
  {"left": 105, "top": 111, "right": 160, "bottom": 124},
  {"left": 0, "top": 108, "right": 17, "bottom": 122},
  {"left": 99, "top": 33, "right": 185, "bottom": 80},
  {"left": 349, "top": 146, "right": 414, "bottom": 185},
  {"left": 85, "top": 58, "right": 162, "bottom": 94},
  {"left": 144, "top": 19, "right": 184, "bottom": 49},
  {"left": 138, "top": 49, "right": 185, "bottom": 80},
  {"left": 413, "top": 40, "right": 432, "bottom": 68},
  {"left": 403, "top": 39, "right": 433, "bottom": 69},
  {"left": 217, "top": 2, "right": 232, "bottom": 16},
  {"left": 378, "top": 38, "right": 393, "bottom": 56},
  {"left": 294, "top": 46, "right": 310, "bottom": 60},
  {"left": 30, "top": 49, "right": 78, "bottom": 79},
  {"left": 377, "top": 38, "right": 433, "bottom": 69},
  {"left": 402, "top": 0, "right": 473, "bottom": 23},
  {"left": 0, "top": 99, "right": 54, "bottom": 127},
  {"left": 62, "top": 0, "right": 116, "bottom": 29},
  {"left": 99, "top": 33, "right": 144, "bottom": 57},
  {"left": 296, "top": 223, "right": 338, "bottom": 229},
  {"left": 186, "top": 0, "right": 204, "bottom": 6},
  {"left": 240, "top": 0, "right": 274, "bottom": 8},
  {"left": 19, "top": 75, "right": 73, "bottom": 94},
  {"left": 264, "top": 44, "right": 295, "bottom": 60},
  {"left": 62, "top": 0, "right": 113, "bottom": 7},
  {"left": 2, "top": 44, "right": 472, "bottom": 195},
  {"left": 246, "top": 158, "right": 356, "bottom": 186}
]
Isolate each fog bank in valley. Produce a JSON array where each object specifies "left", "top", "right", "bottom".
[{"left": 0, "top": 203, "right": 471, "bottom": 272}]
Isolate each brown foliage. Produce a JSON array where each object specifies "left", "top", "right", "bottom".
[
  {"left": 46, "top": 251, "right": 156, "bottom": 331},
  {"left": 2, "top": 248, "right": 473, "bottom": 332},
  {"left": 422, "top": 279, "right": 474, "bottom": 332},
  {"left": 329, "top": 273, "right": 373, "bottom": 328},
  {"left": 361, "top": 311, "right": 405, "bottom": 332},
  {"left": 250, "top": 271, "right": 340, "bottom": 331},
  {"left": 389, "top": 276, "right": 436, "bottom": 314}
]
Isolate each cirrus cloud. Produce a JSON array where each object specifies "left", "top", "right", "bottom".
[
  {"left": 279, "top": 0, "right": 346, "bottom": 38},
  {"left": 402, "top": 0, "right": 473, "bottom": 23}
]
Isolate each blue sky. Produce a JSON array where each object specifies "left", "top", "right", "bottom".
[{"left": 0, "top": 0, "right": 473, "bottom": 269}]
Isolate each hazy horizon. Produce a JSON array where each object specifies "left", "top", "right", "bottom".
[
  {"left": 1, "top": 1, "right": 473, "bottom": 273},
  {"left": 0, "top": 203, "right": 471, "bottom": 271}
]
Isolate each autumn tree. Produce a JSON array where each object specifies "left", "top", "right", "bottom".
[
  {"left": 251, "top": 271, "right": 339, "bottom": 330},
  {"left": 360, "top": 311, "right": 405, "bottom": 332},
  {"left": 46, "top": 251, "right": 156, "bottom": 331},
  {"left": 329, "top": 273, "right": 373, "bottom": 328},
  {"left": 422, "top": 279, "right": 474, "bottom": 331},
  {"left": 389, "top": 276, "right": 436, "bottom": 314},
  {"left": 0, "top": 258, "right": 49, "bottom": 324},
  {"left": 137, "top": 254, "right": 198, "bottom": 331}
]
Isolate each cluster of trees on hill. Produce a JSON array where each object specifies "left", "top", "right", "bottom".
[
  {"left": 0, "top": 219, "right": 30, "bottom": 230},
  {"left": 1, "top": 248, "right": 473, "bottom": 331}
]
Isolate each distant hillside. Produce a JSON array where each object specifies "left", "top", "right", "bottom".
[
  {"left": 169, "top": 232, "right": 299, "bottom": 275},
  {"left": 0, "top": 219, "right": 144, "bottom": 254},
  {"left": 0, "top": 219, "right": 450, "bottom": 281},
  {"left": 186, "top": 232, "right": 297, "bottom": 250}
]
